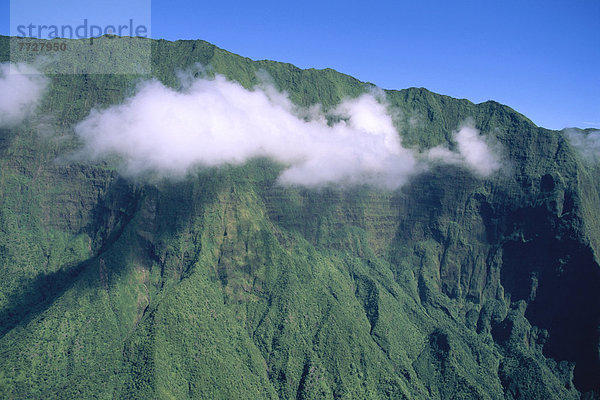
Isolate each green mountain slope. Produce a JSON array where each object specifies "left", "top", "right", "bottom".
[{"left": 0, "top": 36, "right": 599, "bottom": 399}]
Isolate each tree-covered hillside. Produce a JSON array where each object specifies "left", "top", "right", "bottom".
[{"left": 0, "top": 36, "right": 598, "bottom": 399}]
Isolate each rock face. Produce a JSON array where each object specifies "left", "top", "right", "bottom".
[{"left": 0, "top": 36, "right": 599, "bottom": 399}]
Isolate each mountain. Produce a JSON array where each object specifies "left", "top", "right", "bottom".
[{"left": 0, "top": 35, "right": 599, "bottom": 399}]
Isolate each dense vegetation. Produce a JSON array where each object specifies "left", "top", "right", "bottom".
[{"left": 0, "top": 35, "right": 599, "bottom": 399}]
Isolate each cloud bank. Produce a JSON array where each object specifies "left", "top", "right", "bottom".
[
  {"left": 0, "top": 63, "right": 48, "bottom": 128},
  {"left": 74, "top": 73, "right": 501, "bottom": 187},
  {"left": 427, "top": 124, "right": 501, "bottom": 176},
  {"left": 566, "top": 129, "right": 600, "bottom": 162},
  {"left": 75, "top": 74, "right": 420, "bottom": 188}
]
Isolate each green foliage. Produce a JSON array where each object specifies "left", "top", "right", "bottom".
[{"left": 0, "top": 35, "right": 599, "bottom": 399}]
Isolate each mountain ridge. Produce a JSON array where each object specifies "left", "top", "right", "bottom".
[
  {"left": 0, "top": 35, "right": 598, "bottom": 399},
  {"left": 0, "top": 35, "right": 543, "bottom": 130}
]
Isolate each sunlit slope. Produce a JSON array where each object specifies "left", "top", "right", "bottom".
[{"left": 0, "top": 36, "right": 598, "bottom": 399}]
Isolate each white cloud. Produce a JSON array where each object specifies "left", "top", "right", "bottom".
[
  {"left": 566, "top": 129, "right": 600, "bottom": 162},
  {"left": 74, "top": 72, "right": 502, "bottom": 187},
  {"left": 0, "top": 63, "right": 48, "bottom": 128},
  {"left": 427, "top": 124, "right": 501, "bottom": 176},
  {"left": 74, "top": 74, "right": 419, "bottom": 188}
]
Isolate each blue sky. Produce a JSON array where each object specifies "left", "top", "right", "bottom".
[{"left": 2, "top": 0, "right": 598, "bottom": 130}]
